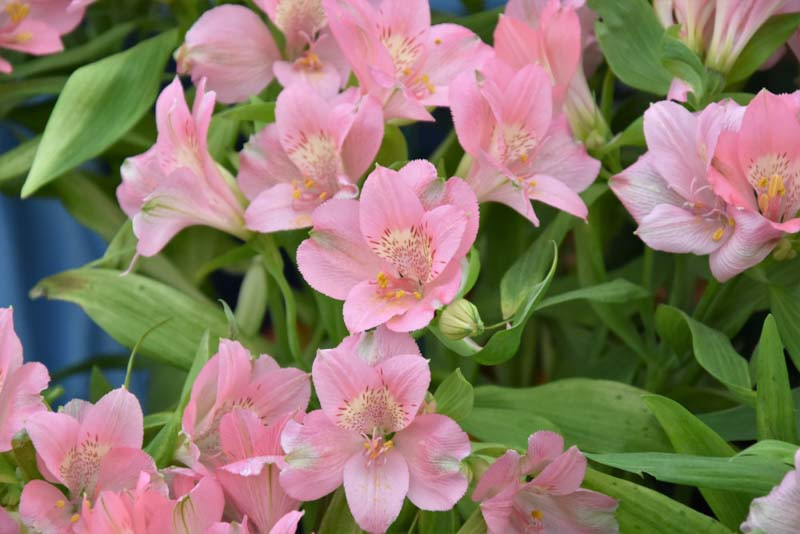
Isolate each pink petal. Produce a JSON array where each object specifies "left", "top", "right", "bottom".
[
  {"left": 0, "top": 57, "right": 11, "bottom": 74},
  {"left": 490, "top": 64, "right": 553, "bottom": 143},
  {"left": 237, "top": 125, "right": 302, "bottom": 201},
  {"left": 610, "top": 154, "right": 683, "bottom": 224},
  {"left": 25, "top": 411, "right": 80, "bottom": 487},
  {"left": 528, "top": 174, "right": 588, "bottom": 220},
  {"left": 0, "top": 361, "right": 49, "bottom": 451},
  {"left": 94, "top": 447, "right": 158, "bottom": 498},
  {"left": 0, "top": 308, "right": 23, "bottom": 373},
  {"left": 245, "top": 183, "right": 314, "bottom": 233},
  {"left": 80, "top": 387, "right": 144, "bottom": 450},
  {"left": 473, "top": 450, "right": 523, "bottom": 502},
  {"left": 709, "top": 209, "right": 782, "bottom": 282},
  {"left": 364, "top": 326, "right": 422, "bottom": 364},
  {"left": 528, "top": 446, "right": 587, "bottom": 495},
  {"left": 479, "top": 488, "right": 516, "bottom": 534},
  {"left": 449, "top": 70, "right": 495, "bottom": 157},
  {"left": 359, "top": 166, "right": 426, "bottom": 239},
  {"left": 471, "top": 163, "right": 539, "bottom": 225},
  {"left": 0, "top": 506, "right": 19, "bottom": 534},
  {"left": 1, "top": 20, "right": 63, "bottom": 56},
  {"left": 280, "top": 410, "right": 362, "bottom": 501},
  {"left": 393, "top": 413, "right": 470, "bottom": 510},
  {"left": 343, "top": 279, "right": 412, "bottom": 333},
  {"left": 312, "top": 341, "right": 380, "bottom": 422},
  {"left": 516, "top": 488, "right": 620, "bottom": 533},
  {"left": 737, "top": 92, "right": 800, "bottom": 179},
  {"left": 219, "top": 408, "right": 283, "bottom": 461},
  {"left": 28, "top": 0, "right": 85, "bottom": 33},
  {"left": 246, "top": 363, "right": 310, "bottom": 428},
  {"left": 343, "top": 449, "right": 409, "bottom": 534},
  {"left": 709, "top": 134, "right": 759, "bottom": 213},
  {"left": 667, "top": 78, "right": 691, "bottom": 102},
  {"left": 177, "top": 5, "right": 279, "bottom": 104},
  {"left": 172, "top": 476, "right": 226, "bottom": 534},
  {"left": 643, "top": 101, "right": 703, "bottom": 199},
  {"left": 297, "top": 199, "right": 384, "bottom": 300},
  {"left": 269, "top": 511, "right": 305, "bottom": 534},
  {"left": 422, "top": 204, "right": 467, "bottom": 280},
  {"left": 521, "top": 431, "right": 565, "bottom": 476},
  {"left": 340, "top": 95, "right": 385, "bottom": 179},
  {"left": 374, "top": 355, "right": 430, "bottom": 431},
  {"left": 636, "top": 204, "right": 729, "bottom": 255},
  {"left": 19, "top": 480, "right": 75, "bottom": 533},
  {"left": 422, "top": 24, "right": 493, "bottom": 107},
  {"left": 532, "top": 117, "right": 599, "bottom": 193},
  {"left": 742, "top": 461, "right": 800, "bottom": 533}
]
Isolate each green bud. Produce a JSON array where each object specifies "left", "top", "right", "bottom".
[
  {"left": 439, "top": 299, "right": 484, "bottom": 340},
  {"left": 772, "top": 237, "right": 797, "bottom": 261}
]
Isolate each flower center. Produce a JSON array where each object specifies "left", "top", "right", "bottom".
[
  {"left": 295, "top": 51, "right": 323, "bottom": 72},
  {"left": 338, "top": 385, "right": 406, "bottom": 434},
  {"left": 275, "top": 0, "right": 326, "bottom": 40},
  {"left": 370, "top": 226, "right": 434, "bottom": 284},
  {"left": 361, "top": 432, "right": 394, "bottom": 466},
  {"left": 60, "top": 435, "right": 109, "bottom": 495},
  {"left": 381, "top": 31, "right": 424, "bottom": 80},
  {"left": 4, "top": 1, "right": 29, "bottom": 24},
  {"left": 747, "top": 154, "right": 800, "bottom": 222},
  {"left": 528, "top": 509, "right": 544, "bottom": 533}
]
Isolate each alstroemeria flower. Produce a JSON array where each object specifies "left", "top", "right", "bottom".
[
  {"left": 0, "top": 507, "right": 19, "bottom": 534},
  {"left": 610, "top": 100, "right": 757, "bottom": 282},
  {"left": 280, "top": 330, "right": 470, "bottom": 533},
  {"left": 117, "top": 77, "right": 248, "bottom": 257},
  {"left": 451, "top": 61, "right": 599, "bottom": 225},
  {"left": 19, "top": 388, "right": 156, "bottom": 531},
  {"left": 741, "top": 448, "right": 800, "bottom": 533},
  {"left": 0, "top": 0, "right": 86, "bottom": 74},
  {"left": 208, "top": 511, "right": 304, "bottom": 534},
  {"left": 181, "top": 339, "right": 310, "bottom": 468},
  {"left": 175, "top": 5, "right": 281, "bottom": 104},
  {"left": 0, "top": 307, "right": 48, "bottom": 452},
  {"left": 474, "top": 431, "right": 619, "bottom": 534},
  {"left": 240, "top": 84, "right": 383, "bottom": 233},
  {"left": 323, "top": 0, "right": 492, "bottom": 121},
  {"left": 708, "top": 90, "right": 800, "bottom": 276},
  {"left": 297, "top": 160, "right": 479, "bottom": 332},
  {"left": 215, "top": 411, "right": 301, "bottom": 534}
]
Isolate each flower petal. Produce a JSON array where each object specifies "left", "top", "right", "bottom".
[
  {"left": 636, "top": 204, "right": 728, "bottom": 255},
  {"left": 343, "top": 449, "right": 409, "bottom": 534}
]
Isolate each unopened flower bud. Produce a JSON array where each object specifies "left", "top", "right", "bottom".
[
  {"left": 773, "top": 237, "right": 797, "bottom": 261},
  {"left": 439, "top": 299, "right": 484, "bottom": 340}
]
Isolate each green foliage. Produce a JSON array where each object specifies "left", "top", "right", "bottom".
[{"left": 434, "top": 369, "right": 475, "bottom": 422}]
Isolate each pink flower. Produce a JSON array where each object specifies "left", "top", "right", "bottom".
[
  {"left": 742, "top": 448, "right": 800, "bottom": 533},
  {"left": 0, "top": 307, "right": 49, "bottom": 452},
  {"left": 215, "top": 411, "right": 301, "bottom": 534},
  {"left": 654, "top": 0, "right": 716, "bottom": 55},
  {"left": 240, "top": 84, "right": 383, "bottom": 233},
  {"left": 258, "top": 0, "right": 351, "bottom": 95},
  {"left": 0, "top": 507, "right": 19, "bottom": 534},
  {"left": 280, "top": 329, "right": 470, "bottom": 533},
  {"left": 610, "top": 100, "right": 763, "bottom": 282},
  {"left": 181, "top": 339, "right": 310, "bottom": 468},
  {"left": 117, "top": 77, "right": 248, "bottom": 257},
  {"left": 175, "top": 5, "right": 281, "bottom": 104},
  {"left": 708, "top": 90, "right": 800, "bottom": 276},
  {"left": 323, "top": 0, "right": 492, "bottom": 121},
  {"left": 473, "top": 431, "right": 619, "bottom": 534},
  {"left": 450, "top": 61, "right": 599, "bottom": 225},
  {"left": 19, "top": 387, "right": 156, "bottom": 531},
  {"left": 208, "top": 511, "right": 304, "bottom": 534},
  {"left": 297, "top": 160, "right": 479, "bottom": 333}
]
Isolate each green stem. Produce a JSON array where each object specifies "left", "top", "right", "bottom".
[
  {"left": 692, "top": 277, "right": 720, "bottom": 321},
  {"left": 600, "top": 67, "right": 615, "bottom": 124}
]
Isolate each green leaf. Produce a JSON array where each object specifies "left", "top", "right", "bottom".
[
  {"left": 756, "top": 315, "right": 798, "bottom": 443},
  {"left": 0, "top": 76, "right": 67, "bottom": 116},
  {"left": 457, "top": 247, "right": 481, "bottom": 300},
  {"left": 536, "top": 279, "right": 650, "bottom": 310},
  {"left": 145, "top": 331, "right": 213, "bottom": 467},
  {"left": 217, "top": 101, "right": 276, "bottom": 123},
  {"left": 235, "top": 260, "right": 268, "bottom": 338},
  {"left": 583, "top": 469, "right": 733, "bottom": 534},
  {"left": 737, "top": 439, "right": 799, "bottom": 466},
  {"left": 31, "top": 268, "right": 265, "bottom": 370},
  {"left": 588, "top": 0, "right": 673, "bottom": 94},
  {"left": 660, "top": 33, "right": 712, "bottom": 102},
  {"left": 644, "top": 394, "right": 751, "bottom": 528},
  {"left": 768, "top": 284, "right": 800, "bottom": 372},
  {"left": 0, "top": 136, "right": 39, "bottom": 184},
  {"left": 318, "top": 488, "right": 362, "bottom": 534},
  {"left": 467, "top": 379, "right": 671, "bottom": 452},
  {"left": 419, "top": 510, "right": 459, "bottom": 534},
  {"left": 699, "top": 389, "right": 800, "bottom": 442},
  {"left": 89, "top": 366, "right": 113, "bottom": 402},
  {"left": 728, "top": 13, "right": 800, "bottom": 83},
  {"left": 22, "top": 29, "right": 177, "bottom": 197},
  {"left": 374, "top": 124, "right": 409, "bottom": 168},
  {"left": 586, "top": 452, "right": 789, "bottom": 495},
  {"left": 461, "top": 408, "right": 558, "bottom": 449},
  {"left": 655, "top": 305, "right": 754, "bottom": 402},
  {"left": 434, "top": 369, "right": 474, "bottom": 422},
  {"left": 455, "top": 509, "right": 487, "bottom": 534}
]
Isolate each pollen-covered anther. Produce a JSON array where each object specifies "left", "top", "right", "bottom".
[
  {"left": 712, "top": 227, "right": 725, "bottom": 242},
  {"left": 56, "top": 500, "right": 66, "bottom": 509},
  {"left": 361, "top": 432, "right": 395, "bottom": 465},
  {"left": 5, "top": 1, "right": 29, "bottom": 24},
  {"left": 70, "top": 514, "right": 80, "bottom": 524},
  {"left": 421, "top": 73, "right": 435, "bottom": 94},
  {"left": 14, "top": 32, "right": 32, "bottom": 44},
  {"left": 337, "top": 385, "right": 406, "bottom": 434},
  {"left": 296, "top": 52, "right": 323, "bottom": 71}
]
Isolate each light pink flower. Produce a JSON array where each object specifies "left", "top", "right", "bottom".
[
  {"left": 0, "top": 307, "right": 49, "bottom": 452},
  {"left": 280, "top": 330, "right": 470, "bottom": 533},
  {"left": 742, "top": 448, "right": 800, "bottom": 533},
  {"left": 175, "top": 5, "right": 280, "bottom": 104},
  {"left": 450, "top": 61, "right": 599, "bottom": 225},
  {"left": 297, "top": 160, "right": 479, "bottom": 333},
  {"left": 708, "top": 90, "right": 800, "bottom": 277},
  {"left": 0, "top": 0, "right": 78, "bottom": 73},
  {"left": 19, "top": 387, "right": 156, "bottom": 531},
  {"left": 323, "top": 0, "right": 492, "bottom": 121},
  {"left": 610, "top": 99, "right": 761, "bottom": 282},
  {"left": 66, "top": 0, "right": 95, "bottom": 12},
  {"left": 181, "top": 339, "right": 310, "bottom": 468},
  {"left": 215, "top": 411, "right": 301, "bottom": 534},
  {"left": 240, "top": 84, "right": 383, "bottom": 233},
  {"left": 474, "top": 431, "right": 619, "bottom": 534},
  {"left": 0, "top": 507, "right": 19, "bottom": 534},
  {"left": 208, "top": 511, "right": 304, "bottom": 534},
  {"left": 654, "top": 0, "right": 716, "bottom": 55},
  {"left": 117, "top": 77, "right": 248, "bottom": 257}
]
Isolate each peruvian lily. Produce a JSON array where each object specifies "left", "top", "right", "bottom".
[
  {"left": 0, "top": 507, "right": 19, "bottom": 534},
  {"left": 208, "top": 511, "right": 304, "bottom": 534},
  {"left": 0, "top": 0, "right": 88, "bottom": 74},
  {"left": 19, "top": 387, "right": 156, "bottom": 531},
  {"left": 240, "top": 83, "right": 383, "bottom": 233},
  {"left": 450, "top": 61, "right": 599, "bottom": 225},
  {"left": 297, "top": 160, "right": 479, "bottom": 332},
  {"left": 0, "top": 307, "right": 49, "bottom": 452},
  {"left": 741, "top": 448, "right": 800, "bottom": 533},
  {"left": 280, "top": 330, "right": 470, "bottom": 533},
  {"left": 323, "top": 0, "right": 492, "bottom": 121},
  {"left": 181, "top": 339, "right": 310, "bottom": 468},
  {"left": 708, "top": 90, "right": 800, "bottom": 277},
  {"left": 610, "top": 99, "right": 757, "bottom": 282},
  {"left": 117, "top": 77, "right": 248, "bottom": 257},
  {"left": 215, "top": 410, "right": 301, "bottom": 534},
  {"left": 474, "top": 431, "right": 619, "bottom": 534}
]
